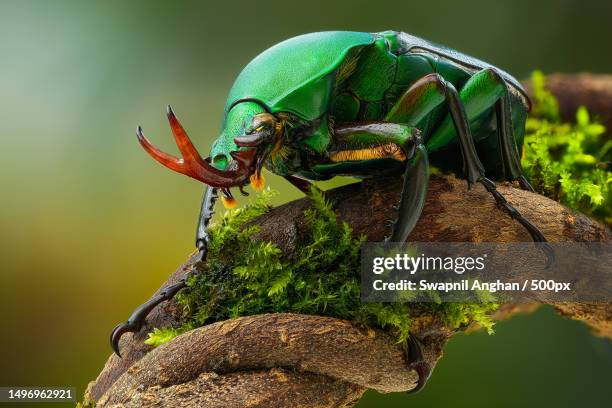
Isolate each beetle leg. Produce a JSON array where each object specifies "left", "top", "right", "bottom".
[
  {"left": 423, "top": 68, "right": 537, "bottom": 195},
  {"left": 389, "top": 143, "right": 430, "bottom": 242},
  {"left": 323, "top": 121, "right": 427, "bottom": 241},
  {"left": 284, "top": 174, "right": 313, "bottom": 194},
  {"left": 110, "top": 186, "right": 218, "bottom": 357},
  {"left": 441, "top": 80, "right": 486, "bottom": 186},
  {"left": 373, "top": 71, "right": 550, "bottom": 263},
  {"left": 517, "top": 175, "right": 535, "bottom": 192},
  {"left": 405, "top": 334, "right": 432, "bottom": 394},
  {"left": 110, "top": 277, "right": 190, "bottom": 357},
  {"left": 479, "top": 178, "right": 554, "bottom": 267},
  {"left": 195, "top": 185, "right": 218, "bottom": 262},
  {"left": 493, "top": 85, "right": 536, "bottom": 193},
  {"left": 491, "top": 87, "right": 554, "bottom": 261},
  {"left": 488, "top": 71, "right": 536, "bottom": 194},
  {"left": 428, "top": 73, "right": 554, "bottom": 267}
]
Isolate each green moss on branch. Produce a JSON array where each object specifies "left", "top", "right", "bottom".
[
  {"left": 146, "top": 188, "right": 496, "bottom": 347},
  {"left": 523, "top": 71, "right": 610, "bottom": 226}
]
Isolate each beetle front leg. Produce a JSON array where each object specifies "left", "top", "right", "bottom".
[
  {"left": 110, "top": 277, "right": 189, "bottom": 357},
  {"left": 195, "top": 185, "right": 219, "bottom": 262},
  {"left": 110, "top": 185, "right": 218, "bottom": 357}
]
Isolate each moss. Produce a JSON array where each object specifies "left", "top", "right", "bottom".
[
  {"left": 522, "top": 71, "right": 610, "bottom": 226},
  {"left": 528, "top": 70, "right": 561, "bottom": 121},
  {"left": 146, "top": 187, "right": 497, "bottom": 347},
  {"left": 144, "top": 327, "right": 186, "bottom": 347}
]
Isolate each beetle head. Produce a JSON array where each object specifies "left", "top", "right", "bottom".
[
  {"left": 209, "top": 101, "right": 283, "bottom": 198},
  {"left": 211, "top": 102, "right": 280, "bottom": 169},
  {"left": 235, "top": 112, "right": 279, "bottom": 148}
]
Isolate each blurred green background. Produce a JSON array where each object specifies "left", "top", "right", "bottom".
[{"left": 0, "top": 0, "right": 610, "bottom": 406}]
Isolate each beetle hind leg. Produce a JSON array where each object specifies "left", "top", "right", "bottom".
[
  {"left": 517, "top": 175, "right": 535, "bottom": 192},
  {"left": 426, "top": 70, "right": 554, "bottom": 266},
  {"left": 479, "top": 178, "right": 554, "bottom": 267},
  {"left": 492, "top": 84, "right": 536, "bottom": 193}
]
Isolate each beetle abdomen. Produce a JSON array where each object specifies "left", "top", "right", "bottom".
[{"left": 331, "top": 31, "right": 528, "bottom": 131}]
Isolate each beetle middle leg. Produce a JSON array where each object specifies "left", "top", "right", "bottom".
[
  {"left": 324, "top": 121, "right": 430, "bottom": 242},
  {"left": 284, "top": 174, "right": 314, "bottom": 193},
  {"left": 316, "top": 121, "right": 432, "bottom": 391}
]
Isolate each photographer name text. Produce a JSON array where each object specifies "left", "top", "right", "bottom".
[{"left": 372, "top": 279, "right": 572, "bottom": 293}]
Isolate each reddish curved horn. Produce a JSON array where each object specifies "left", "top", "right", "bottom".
[{"left": 136, "top": 106, "right": 256, "bottom": 188}]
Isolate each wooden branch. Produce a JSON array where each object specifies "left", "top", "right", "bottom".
[
  {"left": 86, "top": 174, "right": 610, "bottom": 407},
  {"left": 111, "top": 369, "right": 365, "bottom": 408},
  {"left": 84, "top": 74, "right": 612, "bottom": 407}
]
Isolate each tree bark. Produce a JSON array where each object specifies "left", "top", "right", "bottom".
[{"left": 85, "top": 74, "right": 612, "bottom": 407}]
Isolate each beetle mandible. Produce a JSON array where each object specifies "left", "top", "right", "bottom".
[{"left": 112, "top": 31, "right": 552, "bottom": 392}]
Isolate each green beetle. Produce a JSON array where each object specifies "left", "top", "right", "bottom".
[{"left": 113, "top": 31, "right": 551, "bottom": 392}]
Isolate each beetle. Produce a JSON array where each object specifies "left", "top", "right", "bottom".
[{"left": 111, "top": 31, "right": 552, "bottom": 392}]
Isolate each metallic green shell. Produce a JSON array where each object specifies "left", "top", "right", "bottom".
[{"left": 224, "top": 31, "right": 374, "bottom": 121}]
